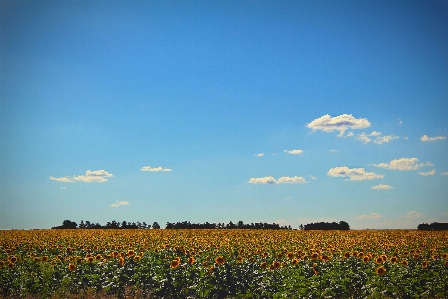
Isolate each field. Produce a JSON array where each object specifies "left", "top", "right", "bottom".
[{"left": 1, "top": 229, "right": 447, "bottom": 298}]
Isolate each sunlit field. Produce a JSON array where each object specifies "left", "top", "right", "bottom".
[{"left": 1, "top": 229, "right": 447, "bottom": 298}]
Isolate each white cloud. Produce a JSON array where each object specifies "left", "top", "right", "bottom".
[
  {"left": 86, "top": 170, "right": 113, "bottom": 177},
  {"left": 371, "top": 184, "right": 393, "bottom": 190},
  {"left": 374, "top": 135, "right": 399, "bottom": 144},
  {"left": 255, "top": 153, "right": 264, "bottom": 157},
  {"left": 327, "top": 166, "right": 384, "bottom": 181},
  {"left": 372, "top": 158, "right": 424, "bottom": 171},
  {"left": 426, "top": 161, "right": 434, "bottom": 166},
  {"left": 307, "top": 114, "right": 371, "bottom": 136},
  {"left": 329, "top": 149, "right": 338, "bottom": 152},
  {"left": 442, "top": 172, "right": 448, "bottom": 176},
  {"left": 49, "top": 176, "right": 75, "bottom": 183},
  {"left": 141, "top": 166, "right": 172, "bottom": 172},
  {"left": 60, "top": 187, "right": 66, "bottom": 190},
  {"left": 308, "top": 175, "right": 317, "bottom": 180},
  {"left": 277, "top": 176, "right": 307, "bottom": 184},
  {"left": 355, "top": 213, "right": 383, "bottom": 220},
  {"left": 248, "top": 176, "right": 277, "bottom": 184},
  {"left": 420, "top": 135, "right": 446, "bottom": 142},
  {"left": 284, "top": 149, "right": 303, "bottom": 155},
  {"left": 50, "top": 169, "right": 113, "bottom": 183},
  {"left": 248, "top": 176, "right": 307, "bottom": 185},
  {"left": 402, "top": 211, "right": 423, "bottom": 219},
  {"left": 110, "top": 200, "right": 130, "bottom": 208},
  {"left": 418, "top": 169, "right": 436, "bottom": 176},
  {"left": 356, "top": 132, "right": 399, "bottom": 144}
]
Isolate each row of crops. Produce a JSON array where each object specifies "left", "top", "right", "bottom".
[{"left": 1, "top": 229, "right": 447, "bottom": 298}]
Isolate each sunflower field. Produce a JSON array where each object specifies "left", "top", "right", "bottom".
[{"left": 1, "top": 229, "right": 447, "bottom": 298}]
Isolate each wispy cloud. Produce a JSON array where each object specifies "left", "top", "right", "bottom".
[
  {"left": 110, "top": 200, "right": 130, "bottom": 208},
  {"left": 442, "top": 172, "right": 448, "bottom": 176},
  {"left": 50, "top": 170, "right": 113, "bottom": 183},
  {"left": 255, "top": 153, "right": 264, "bottom": 157},
  {"left": 355, "top": 131, "right": 399, "bottom": 144},
  {"left": 327, "top": 166, "right": 384, "bottom": 181},
  {"left": 307, "top": 114, "right": 370, "bottom": 136},
  {"left": 372, "top": 158, "right": 425, "bottom": 171},
  {"left": 355, "top": 213, "right": 383, "bottom": 220},
  {"left": 420, "top": 135, "right": 446, "bottom": 142},
  {"left": 50, "top": 176, "right": 75, "bottom": 183},
  {"left": 248, "top": 176, "right": 307, "bottom": 185},
  {"left": 141, "top": 166, "right": 172, "bottom": 172},
  {"left": 371, "top": 184, "right": 393, "bottom": 190},
  {"left": 284, "top": 149, "right": 303, "bottom": 155},
  {"left": 418, "top": 169, "right": 436, "bottom": 176},
  {"left": 401, "top": 211, "right": 423, "bottom": 219}
]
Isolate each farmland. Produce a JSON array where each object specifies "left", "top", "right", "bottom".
[{"left": 1, "top": 229, "right": 447, "bottom": 298}]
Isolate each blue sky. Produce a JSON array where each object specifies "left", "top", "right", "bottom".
[{"left": 1, "top": 0, "right": 447, "bottom": 229}]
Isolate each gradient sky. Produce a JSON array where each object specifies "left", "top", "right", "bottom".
[{"left": 1, "top": 0, "right": 447, "bottom": 230}]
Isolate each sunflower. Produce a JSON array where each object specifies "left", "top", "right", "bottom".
[
  {"left": 95, "top": 254, "right": 102, "bottom": 261},
  {"left": 363, "top": 256, "right": 370, "bottom": 263},
  {"left": 8, "top": 263, "right": 14, "bottom": 269},
  {"left": 313, "top": 267, "right": 319, "bottom": 275},
  {"left": 344, "top": 252, "right": 351, "bottom": 259},
  {"left": 260, "top": 261, "right": 268, "bottom": 269},
  {"left": 422, "top": 260, "right": 428, "bottom": 268},
  {"left": 273, "top": 261, "right": 281, "bottom": 269},
  {"left": 170, "top": 259, "right": 179, "bottom": 269},
  {"left": 390, "top": 256, "right": 398, "bottom": 264},
  {"left": 113, "top": 251, "right": 119, "bottom": 258},
  {"left": 119, "top": 257, "right": 125, "bottom": 266},
  {"left": 68, "top": 263, "right": 76, "bottom": 272},
  {"left": 215, "top": 256, "right": 226, "bottom": 265},
  {"left": 87, "top": 257, "right": 94, "bottom": 263},
  {"left": 133, "top": 256, "right": 141, "bottom": 263},
  {"left": 8, "top": 256, "right": 17, "bottom": 263},
  {"left": 127, "top": 250, "right": 135, "bottom": 257},
  {"left": 311, "top": 253, "right": 319, "bottom": 260},
  {"left": 188, "top": 257, "right": 195, "bottom": 266},
  {"left": 375, "top": 257, "right": 384, "bottom": 264},
  {"left": 287, "top": 252, "right": 294, "bottom": 259},
  {"left": 42, "top": 256, "right": 49, "bottom": 262},
  {"left": 401, "top": 259, "right": 409, "bottom": 267},
  {"left": 291, "top": 259, "right": 299, "bottom": 265},
  {"left": 376, "top": 266, "right": 386, "bottom": 276}
]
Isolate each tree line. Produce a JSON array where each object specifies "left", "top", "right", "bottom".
[
  {"left": 52, "top": 220, "right": 353, "bottom": 230},
  {"left": 300, "top": 221, "right": 350, "bottom": 230},
  {"left": 52, "top": 220, "right": 160, "bottom": 229},
  {"left": 165, "top": 221, "right": 292, "bottom": 230},
  {"left": 417, "top": 222, "right": 448, "bottom": 230}
]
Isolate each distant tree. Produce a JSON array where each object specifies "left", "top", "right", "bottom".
[
  {"left": 299, "top": 224, "right": 304, "bottom": 230},
  {"left": 152, "top": 222, "right": 160, "bottom": 229},
  {"left": 79, "top": 220, "right": 86, "bottom": 229},
  {"left": 339, "top": 221, "right": 350, "bottom": 230},
  {"left": 142, "top": 222, "right": 148, "bottom": 229},
  {"left": 52, "top": 220, "right": 77, "bottom": 229}
]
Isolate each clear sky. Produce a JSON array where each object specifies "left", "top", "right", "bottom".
[{"left": 1, "top": 0, "right": 447, "bottom": 230}]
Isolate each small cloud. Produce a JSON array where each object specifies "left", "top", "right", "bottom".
[
  {"left": 346, "top": 132, "right": 354, "bottom": 137},
  {"left": 110, "top": 200, "right": 130, "bottom": 208},
  {"left": 306, "top": 114, "right": 371, "bottom": 136},
  {"left": 371, "top": 184, "right": 393, "bottom": 190},
  {"left": 372, "top": 158, "right": 424, "bottom": 171},
  {"left": 255, "top": 153, "right": 264, "bottom": 157},
  {"left": 329, "top": 149, "right": 338, "bottom": 152},
  {"left": 50, "top": 176, "right": 75, "bottom": 183},
  {"left": 50, "top": 170, "right": 113, "bottom": 183},
  {"left": 426, "top": 161, "right": 434, "bottom": 166},
  {"left": 248, "top": 176, "right": 277, "bottom": 184},
  {"left": 442, "top": 172, "right": 448, "bottom": 176},
  {"left": 277, "top": 176, "right": 307, "bottom": 184},
  {"left": 420, "top": 135, "right": 446, "bottom": 142},
  {"left": 327, "top": 166, "right": 384, "bottom": 181},
  {"left": 248, "top": 176, "right": 307, "bottom": 185},
  {"left": 356, "top": 132, "right": 399, "bottom": 144},
  {"left": 418, "top": 169, "right": 436, "bottom": 176},
  {"left": 402, "top": 211, "right": 423, "bottom": 219},
  {"left": 355, "top": 213, "right": 383, "bottom": 220},
  {"left": 141, "top": 166, "right": 172, "bottom": 172},
  {"left": 60, "top": 187, "right": 66, "bottom": 190},
  {"left": 308, "top": 175, "right": 317, "bottom": 180},
  {"left": 284, "top": 149, "right": 303, "bottom": 155}
]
